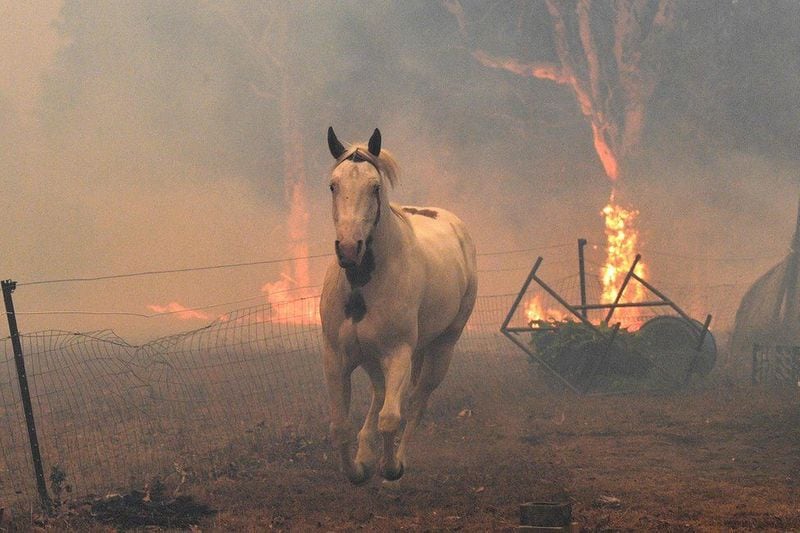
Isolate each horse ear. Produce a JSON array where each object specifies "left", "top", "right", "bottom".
[
  {"left": 368, "top": 128, "right": 381, "bottom": 157},
  {"left": 328, "top": 127, "right": 346, "bottom": 159}
]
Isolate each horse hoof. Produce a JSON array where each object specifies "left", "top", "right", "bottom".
[
  {"left": 380, "top": 461, "right": 404, "bottom": 481},
  {"left": 347, "top": 462, "right": 374, "bottom": 485}
]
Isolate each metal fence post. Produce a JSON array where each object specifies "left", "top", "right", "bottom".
[
  {"left": 577, "top": 238, "right": 588, "bottom": 320},
  {"left": 2, "top": 280, "right": 52, "bottom": 514}
]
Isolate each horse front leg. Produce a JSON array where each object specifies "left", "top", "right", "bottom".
[
  {"left": 354, "top": 358, "right": 385, "bottom": 481},
  {"left": 323, "top": 344, "right": 368, "bottom": 485},
  {"left": 378, "top": 344, "right": 413, "bottom": 481}
]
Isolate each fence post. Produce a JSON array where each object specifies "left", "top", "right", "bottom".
[
  {"left": 577, "top": 238, "right": 588, "bottom": 320},
  {"left": 2, "top": 280, "right": 52, "bottom": 514}
]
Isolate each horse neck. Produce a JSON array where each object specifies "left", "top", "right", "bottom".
[{"left": 369, "top": 197, "right": 407, "bottom": 272}]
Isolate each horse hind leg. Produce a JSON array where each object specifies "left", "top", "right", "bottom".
[{"left": 396, "top": 330, "right": 459, "bottom": 469}]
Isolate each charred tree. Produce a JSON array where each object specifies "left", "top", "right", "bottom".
[
  {"left": 446, "top": 0, "right": 676, "bottom": 180},
  {"left": 205, "top": 3, "right": 310, "bottom": 290}
]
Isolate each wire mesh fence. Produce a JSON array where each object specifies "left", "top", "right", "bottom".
[
  {"left": 751, "top": 344, "right": 800, "bottom": 387},
  {"left": 0, "top": 248, "right": 758, "bottom": 510},
  {"left": 0, "top": 292, "right": 527, "bottom": 507}
]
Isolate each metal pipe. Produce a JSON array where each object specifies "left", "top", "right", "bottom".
[
  {"left": 500, "top": 257, "right": 543, "bottom": 332},
  {"left": 685, "top": 314, "right": 714, "bottom": 384},
  {"left": 499, "top": 328, "right": 583, "bottom": 394},
  {"left": 532, "top": 271, "right": 597, "bottom": 329},
  {"left": 578, "top": 239, "right": 588, "bottom": 319},
  {"left": 575, "top": 301, "right": 669, "bottom": 311},
  {"left": 630, "top": 272, "right": 699, "bottom": 331}
]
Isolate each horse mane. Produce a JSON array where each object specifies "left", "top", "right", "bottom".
[{"left": 335, "top": 143, "right": 399, "bottom": 188}]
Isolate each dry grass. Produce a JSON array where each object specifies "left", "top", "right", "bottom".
[{"left": 10, "top": 371, "right": 794, "bottom": 531}]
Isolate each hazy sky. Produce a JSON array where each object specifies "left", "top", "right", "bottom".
[
  {"left": 1, "top": 1, "right": 797, "bottom": 341},
  {"left": 0, "top": 2, "right": 62, "bottom": 121}
]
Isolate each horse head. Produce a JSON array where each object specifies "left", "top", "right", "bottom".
[{"left": 327, "top": 127, "right": 386, "bottom": 268}]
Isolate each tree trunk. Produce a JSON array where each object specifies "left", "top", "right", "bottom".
[{"left": 277, "top": 14, "right": 310, "bottom": 292}]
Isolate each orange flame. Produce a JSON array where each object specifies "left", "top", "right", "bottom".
[
  {"left": 261, "top": 272, "right": 320, "bottom": 325},
  {"left": 257, "top": 174, "right": 321, "bottom": 325},
  {"left": 525, "top": 295, "right": 568, "bottom": 325},
  {"left": 600, "top": 190, "right": 647, "bottom": 328}
]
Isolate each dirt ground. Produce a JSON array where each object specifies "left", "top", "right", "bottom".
[{"left": 8, "top": 373, "right": 800, "bottom": 531}]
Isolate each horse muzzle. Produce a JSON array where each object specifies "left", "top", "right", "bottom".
[{"left": 335, "top": 239, "right": 365, "bottom": 268}]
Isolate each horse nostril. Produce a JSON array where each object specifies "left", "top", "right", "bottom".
[{"left": 356, "top": 240, "right": 363, "bottom": 255}]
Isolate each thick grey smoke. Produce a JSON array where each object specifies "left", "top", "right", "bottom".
[{"left": 0, "top": 1, "right": 797, "bottom": 341}]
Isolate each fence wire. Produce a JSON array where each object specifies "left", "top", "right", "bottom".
[
  {"left": 0, "top": 293, "right": 527, "bottom": 506},
  {"left": 751, "top": 344, "right": 800, "bottom": 387}
]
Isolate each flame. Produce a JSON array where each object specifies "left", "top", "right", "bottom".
[
  {"left": 147, "top": 302, "right": 211, "bottom": 321},
  {"left": 600, "top": 190, "right": 647, "bottom": 328},
  {"left": 261, "top": 272, "right": 320, "bottom": 326},
  {"left": 590, "top": 123, "right": 619, "bottom": 181},
  {"left": 286, "top": 178, "right": 311, "bottom": 291},
  {"left": 256, "top": 171, "right": 322, "bottom": 325},
  {"left": 525, "top": 294, "right": 568, "bottom": 325}
]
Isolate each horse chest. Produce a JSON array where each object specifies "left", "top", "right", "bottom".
[
  {"left": 336, "top": 314, "right": 385, "bottom": 362},
  {"left": 335, "top": 288, "right": 415, "bottom": 360}
]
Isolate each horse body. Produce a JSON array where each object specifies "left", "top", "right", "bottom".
[{"left": 320, "top": 128, "right": 477, "bottom": 484}]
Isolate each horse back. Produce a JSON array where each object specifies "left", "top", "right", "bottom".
[{"left": 400, "top": 205, "right": 477, "bottom": 343}]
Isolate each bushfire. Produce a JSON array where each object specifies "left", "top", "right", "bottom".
[
  {"left": 524, "top": 294, "right": 568, "bottom": 325},
  {"left": 525, "top": 190, "right": 647, "bottom": 329},
  {"left": 600, "top": 191, "right": 647, "bottom": 329}
]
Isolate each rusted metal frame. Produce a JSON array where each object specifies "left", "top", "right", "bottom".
[
  {"left": 499, "top": 255, "right": 595, "bottom": 331},
  {"left": 629, "top": 271, "right": 706, "bottom": 335},
  {"left": 684, "top": 313, "right": 713, "bottom": 384},
  {"left": 531, "top": 269, "right": 596, "bottom": 329},
  {"left": 505, "top": 326, "right": 559, "bottom": 333},
  {"left": 578, "top": 238, "right": 588, "bottom": 319},
  {"left": 500, "top": 257, "right": 543, "bottom": 332},
  {"left": 500, "top": 257, "right": 584, "bottom": 394},
  {"left": 576, "top": 301, "right": 669, "bottom": 311},
  {"left": 604, "top": 254, "right": 641, "bottom": 323},
  {"left": 500, "top": 329, "right": 583, "bottom": 395}
]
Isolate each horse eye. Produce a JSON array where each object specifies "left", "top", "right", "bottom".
[
  {"left": 329, "top": 183, "right": 335, "bottom": 193},
  {"left": 373, "top": 185, "right": 380, "bottom": 195}
]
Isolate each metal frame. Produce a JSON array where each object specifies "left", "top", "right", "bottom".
[{"left": 500, "top": 241, "right": 714, "bottom": 394}]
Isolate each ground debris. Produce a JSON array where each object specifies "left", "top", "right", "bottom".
[
  {"left": 593, "top": 495, "right": 622, "bottom": 509},
  {"left": 89, "top": 488, "right": 215, "bottom": 529}
]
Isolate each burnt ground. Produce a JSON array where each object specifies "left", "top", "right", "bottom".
[{"left": 8, "top": 377, "right": 800, "bottom": 531}]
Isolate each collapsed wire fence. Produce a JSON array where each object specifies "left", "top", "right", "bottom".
[
  {"left": 0, "top": 289, "right": 528, "bottom": 508},
  {"left": 0, "top": 243, "right": 770, "bottom": 510}
]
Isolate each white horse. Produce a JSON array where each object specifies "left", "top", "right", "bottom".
[{"left": 320, "top": 127, "right": 478, "bottom": 484}]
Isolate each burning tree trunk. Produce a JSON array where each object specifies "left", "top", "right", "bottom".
[
  {"left": 274, "top": 11, "right": 311, "bottom": 293},
  {"left": 447, "top": 0, "right": 676, "bottom": 323},
  {"left": 449, "top": 0, "right": 676, "bottom": 180},
  {"left": 206, "top": 3, "right": 311, "bottom": 295},
  {"left": 279, "top": 70, "right": 311, "bottom": 293}
]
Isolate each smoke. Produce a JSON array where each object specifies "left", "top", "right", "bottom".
[{"left": 1, "top": 1, "right": 798, "bottom": 341}]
